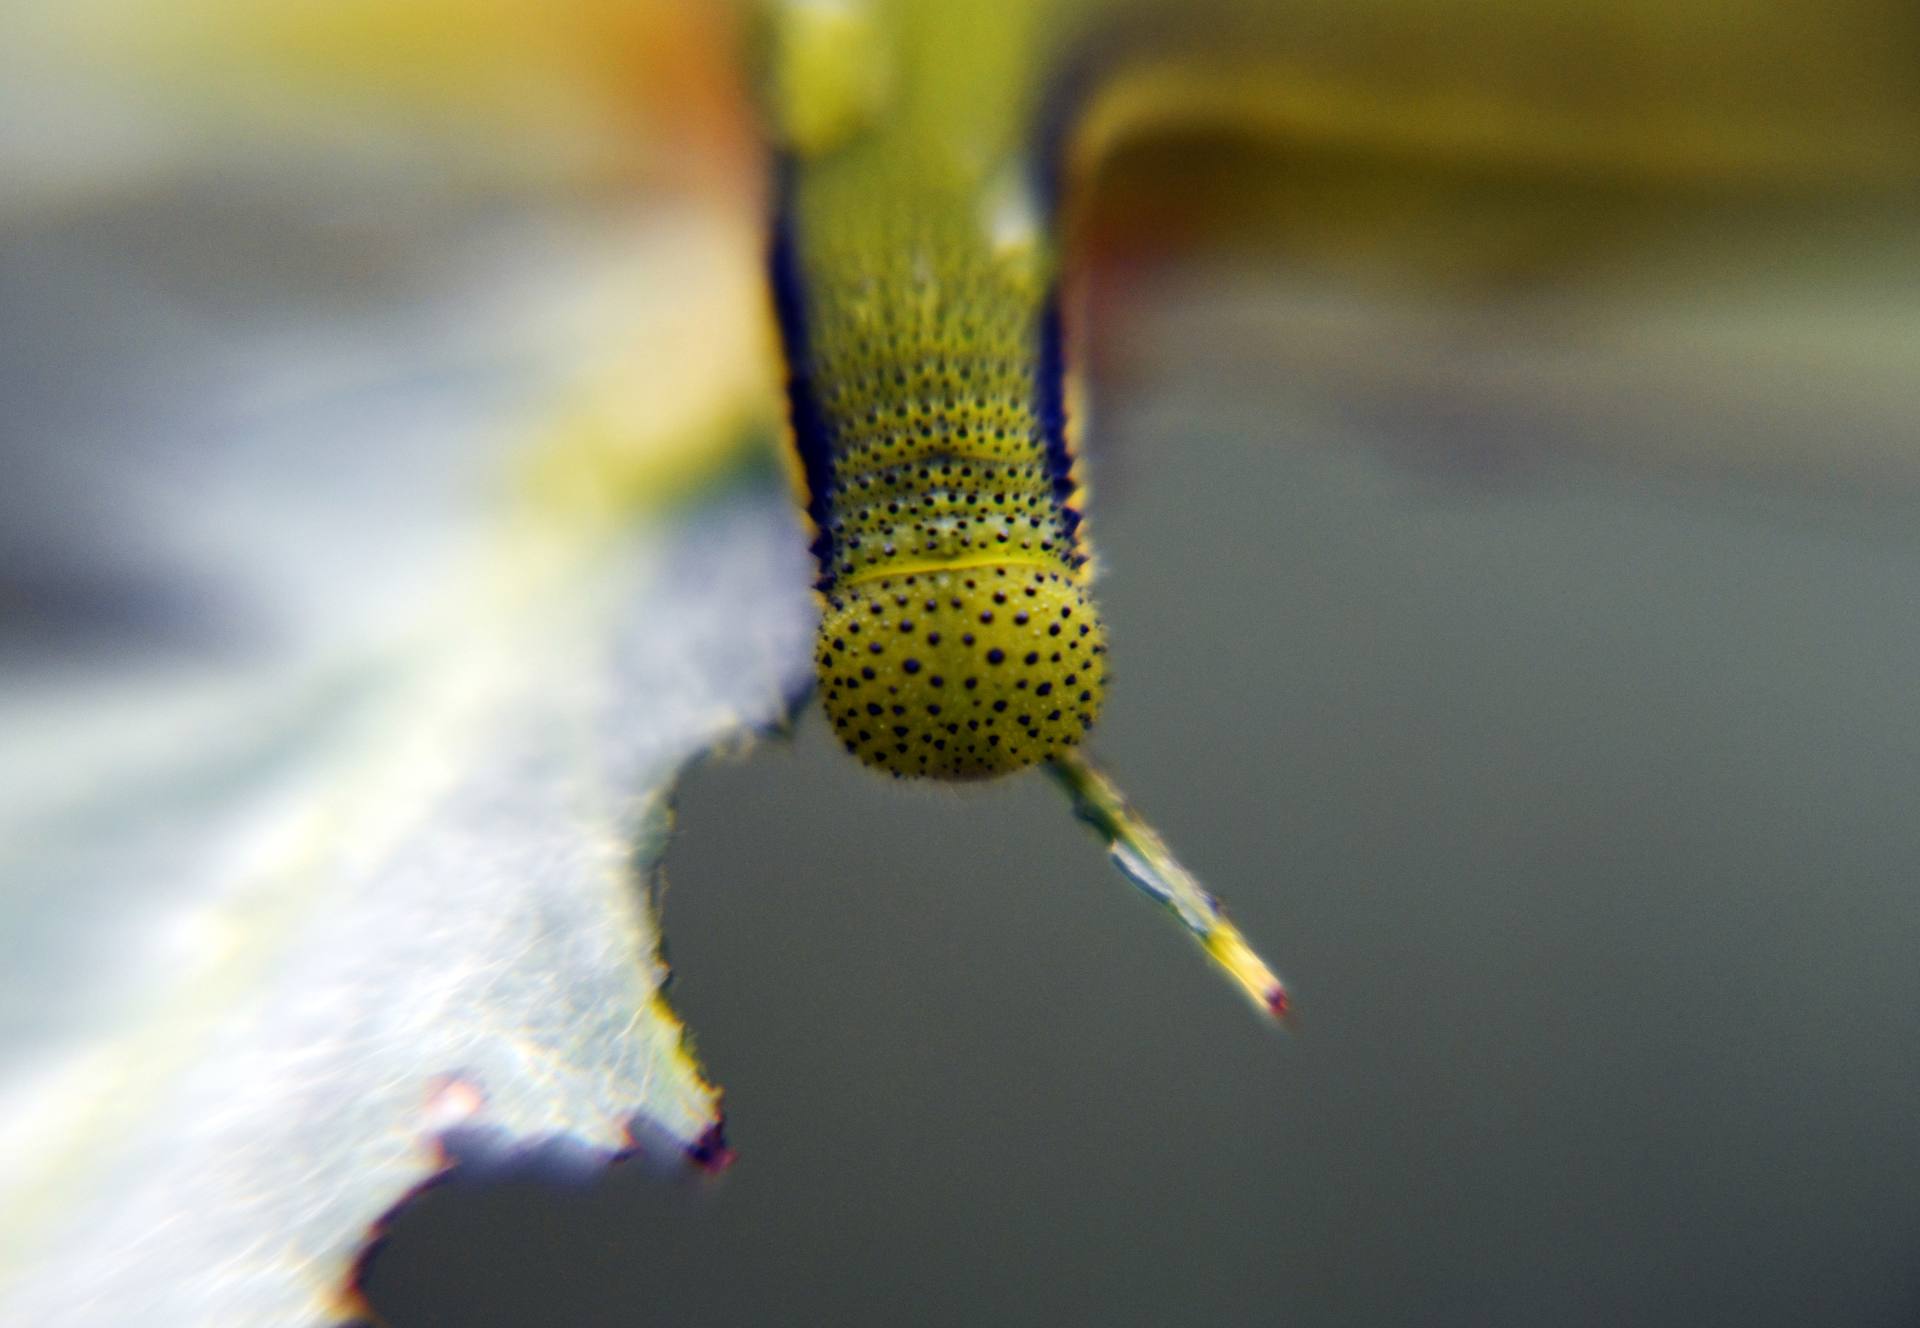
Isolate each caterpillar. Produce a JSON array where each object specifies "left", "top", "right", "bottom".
[
  {"left": 767, "top": 3, "right": 1105, "bottom": 781},
  {"left": 765, "top": 1, "right": 1286, "bottom": 1018}
]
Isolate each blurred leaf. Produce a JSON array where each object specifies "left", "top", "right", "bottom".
[{"left": 0, "top": 85, "right": 809, "bottom": 1319}]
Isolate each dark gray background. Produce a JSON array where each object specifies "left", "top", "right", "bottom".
[{"left": 362, "top": 357, "right": 1920, "bottom": 1327}]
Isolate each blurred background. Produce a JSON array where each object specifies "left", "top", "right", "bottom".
[{"left": 3, "top": 1, "right": 1918, "bottom": 1324}]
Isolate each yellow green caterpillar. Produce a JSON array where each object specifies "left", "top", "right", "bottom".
[{"left": 764, "top": 1, "right": 1288, "bottom": 1018}]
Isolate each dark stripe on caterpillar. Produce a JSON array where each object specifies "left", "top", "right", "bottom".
[
  {"left": 1034, "top": 287, "right": 1082, "bottom": 546},
  {"left": 765, "top": 156, "right": 840, "bottom": 588}
]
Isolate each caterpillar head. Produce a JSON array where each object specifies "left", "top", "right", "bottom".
[{"left": 815, "top": 562, "right": 1107, "bottom": 779}]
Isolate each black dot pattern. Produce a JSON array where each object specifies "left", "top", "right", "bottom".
[
  {"left": 779, "top": 158, "right": 1108, "bottom": 780},
  {"left": 821, "top": 457, "right": 1083, "bottom": 584},
  {"left": 815, "top": 566, "right": 1108, "bottom": 780}
]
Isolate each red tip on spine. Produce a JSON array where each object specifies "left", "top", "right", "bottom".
[{"left": 1265, "top": 985, "right": 1296, "bottom": 1030}]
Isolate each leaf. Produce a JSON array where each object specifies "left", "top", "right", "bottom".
[
  {"left": 1, "top": 490, "right": 814, "bottom": 1327},
  {"left": 0, "top": 82, "right": 810, "bottom": 1317}
]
